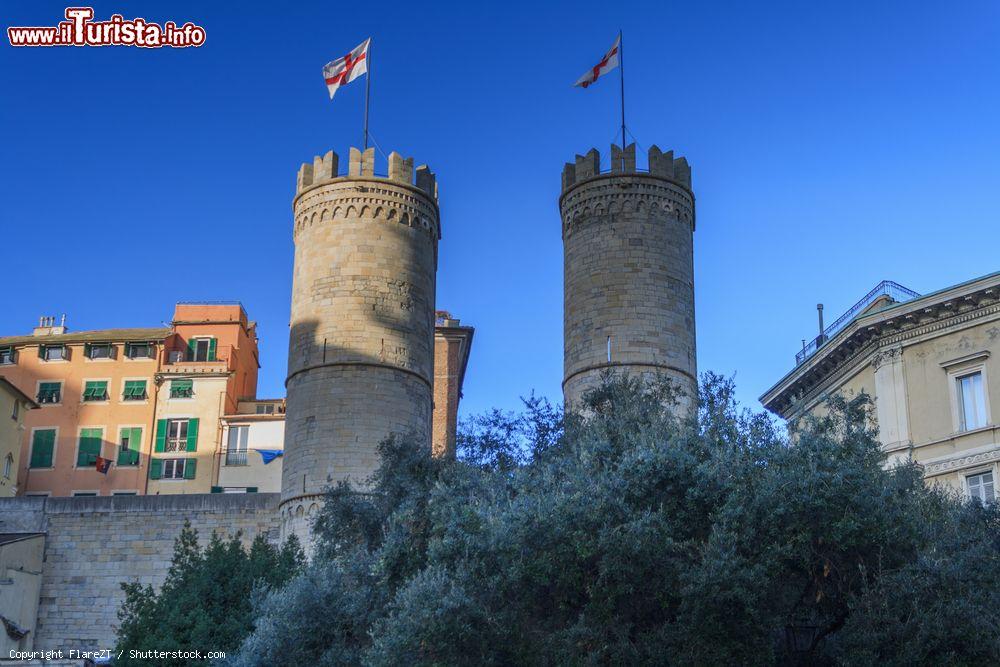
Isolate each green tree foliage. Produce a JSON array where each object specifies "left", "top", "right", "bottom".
[
  {"left": 115, "top": 522, "right": 302, "bottom": 667},
  {"left": 232, "top": 374, "right": 1000, "bottom": 665}
]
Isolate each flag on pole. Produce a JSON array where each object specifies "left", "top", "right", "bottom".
[
  {"left": 323, "top": 38, "right": 371, "bottom": 99},
  {"left": 95, "top": 456, "right": 112, "bottom": 474},
  {"left": 574, "top": 35, "right": 620, "bottom": 88}
]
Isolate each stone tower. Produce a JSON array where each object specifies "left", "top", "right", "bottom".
[
  {"left": 282, "top": 146, "right": 439, "bottom": 543},
  {"left": 560, "top": 143, "right": 697, "bottom": 411}
]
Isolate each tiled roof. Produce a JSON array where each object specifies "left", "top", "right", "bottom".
[{"left": 0, "top": 327, "right": 172, "bottom": 346}]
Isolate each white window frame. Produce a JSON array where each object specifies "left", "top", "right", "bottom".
[
  {"left": 225, "top": 424, "right": 250, "bottom": 466},
  {"left": 965, "top": 466, "right": 996, "bottom": 504},
  {"left": 942, "top": 352, "right": 992, "bottom": 434},
  {"left": 28, "top": 426, "right": 59, "bottom": 469},
  {"left": 74, "top": 425, "right": 106, "bottom": 470},
  {"left": 164, "top": 418, "right": 190, "bottom": 453},
  {"left": 3, "top": 453, "right": 12, "bottom": 479},
  {"left": 190, "top": 337, "right": 214, "bottom": 362},
  {"left": 41, "top": 344, "right": 67, "bottom": 362},
  {"left": 161, "top": 458, "right": 187, "bottom": 480},
  {"left": 36, "top": 380, "right": 63, "bottom": 406},
  {"left": 85, "top": 342, "right": 114, "bottom": 361}
]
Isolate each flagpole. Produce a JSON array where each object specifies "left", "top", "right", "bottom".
[
  {"left": 364, "top": 38, "right": 371, "bottom": 150},
  {"left": 619, "top": 29, "right": 626, "bottom": 169}
]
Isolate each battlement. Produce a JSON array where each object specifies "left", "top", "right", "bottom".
[
  {"left": 561, "top": 144, "right": 691, "bottom": 191},
  {"left": 296, "top": 147, "right": 437, "bottom": 200}
]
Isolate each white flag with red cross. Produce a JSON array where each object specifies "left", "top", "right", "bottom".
[
  {"left": 574, "top": 34, "right": 620, "bottom": 88},
  {"left": 323, "top": 38, "right": 370, "bottom": 99}
]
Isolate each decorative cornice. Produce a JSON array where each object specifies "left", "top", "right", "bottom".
[
  {"left": 762, "top": 277, "right": 1000, "bottom": 418},
  {"left": 922, "top": 445, "right": 1000, "bottom": 476}
]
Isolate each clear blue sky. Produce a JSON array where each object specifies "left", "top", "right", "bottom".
[{"left": 3, "top": 1, "right": 999, "bottom": 417}]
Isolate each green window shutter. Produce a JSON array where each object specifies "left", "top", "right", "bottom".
[
  {"left": 37, "top": 346, "right": 44, "bottom": 359},
  {"left": 124, "top": 380, "right": 146, "bottom": 399},
  {"left": 118, "top": 427, "right": 142, "bottom": 466},
  {"left": 186, "top": 418, "right": 199, "bottom": 452},
  {"left": 211, "top": 486, "right": 223, "bottom": 493},
  {"left": 77, "top": 428, "right": 102, "bottom": 467},
  {"left": 149, "top": 458, "right": 162, "bottom": 479},
  {"left": 183, "top": 458, "right": 197, "bottom": 479},
  {"left": 207, "top": 338, "right": 217, "bottom": 361},
  {"left": 30, "top": 430, "right": 55, "bottom": 468},
  {"left": 246, "top": 487, "right": 258, "bottom": 493},
  {"left": 154, "top": 419, "right": 167, "bottom": 452},
  {"left": 170, "top": 379, "right": 193, "bottom": 398},
  {"left": 187, "top": 339, "right": 197, "bottom": 361},
  {"left": 84, "top": 343, "right": 92, "bottom": 358}
]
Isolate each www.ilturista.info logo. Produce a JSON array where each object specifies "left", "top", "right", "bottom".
[{"left": 7, "top": 7, "right": 206, "bottom": 48}]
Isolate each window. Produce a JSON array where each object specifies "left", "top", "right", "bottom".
[
  {"left": 155, "top": 458, "right": 197, "bottom": 480},
  {"left": 85, "top": 342, "right": 113, "bottom": 360},
  {"left": 77, "top": 428, "right": 103, "bottom": 467},
  {"left": 37, "top": 382, "right": 61, "bottom": 404},
  {"left": 165, "top": 419, "right": 189, "bottom": 452},
  {"left": 73, "top": 492, "right": 98, "bottom": 497},
  {"left": 82, "top": 380, "right": 109, "bottom": 402},
  {"left": 187, "top": 338, "right": 217, "bottom": 362},
  {"left": 968, "top": 471, "right": 995, "bottom": 504},
  {"left": 122, "top": 380, "right": 147, "bottom": 401},
  {"left": 125, "top": 341, "right": 153, "bottom": 359},
  {"left": 0, "top": 346, "right": 14, "bottom": 365},
  {"left": 957, "top": 372, "right": 988, "bottom": 431},
  {"left": 11, "top": 399, "right": 18, "bottom": 421},
  {"left": 29, "top": 429, "right": 55, "bottom": 468},
  {"left": 113, "top": 491, "right": 137, "bottom": 496},
  {"left": 226, "top": 425, "right": 249, "bottom": 466},
  {"left": 170, "top": 379, "right": 194, "bottom": 399},
  {"left": 255, "top": 403, "right": 275, "bottom": 415},
  {"left": 118, "top": 427, "right": 142, "bottom": 466},
  {"left": 3, "top": 453, "right": 12, "bottom": 479},
  {"left": 39, "top": 344, "right": 66, "bottom": 361}
]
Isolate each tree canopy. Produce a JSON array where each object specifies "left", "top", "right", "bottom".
[
  {"left": 115, "top": 522, "right": 302, "bottom": 667},
  {"left": 228, "top": 373, "right": 1000, "bottom": 665}
]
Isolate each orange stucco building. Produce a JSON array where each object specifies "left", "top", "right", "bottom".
[{"left": 0, "top": 304, "right": 259, "bottom": 497}]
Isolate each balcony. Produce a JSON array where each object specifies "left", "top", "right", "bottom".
[
  {"left": 796, "top": 280, "right": 920, "bottom": 366},
  {"left": 160, "top": 343, "right": 237, "bottom": 373}
]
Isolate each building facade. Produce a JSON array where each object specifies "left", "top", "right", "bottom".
[
  {"left": 0, "top": 378, "right": 37, "bottom": 497},
  {"left": 0, "top": 303, "right": 260, "bottom": 497},
  {"left": 761, "top": 272, "right": 1000, "bottom": 500},
  {"left": 560, "top": 144, "right": 698, "bottom": 412}
]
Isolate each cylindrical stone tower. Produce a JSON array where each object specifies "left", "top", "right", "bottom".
[
  {"left": 281, "top": 146, "right": 440, "bottom": 544},
  {"left": 560, "top": 143, "right": 697, "bottom": 411}
]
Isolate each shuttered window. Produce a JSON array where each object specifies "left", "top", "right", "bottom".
[
  {"left": 37, "top": 382, "right": 61, "bottom": 404},
  {"left": 30, "top": 429, "right": 56, "bottom": 468},
  {"left": 76, "top": 428, "right": 103, "bottom": 467},
  {"left": 118, "top": 427, "right": 142, "bottom": 466},
  {"left": 82, "top": 381, "right": 109, "bottom": 402},
  {"left": 122, "top": 380, "right": 147, "bottom": 401},
  {"left": 169, "top": 379, "right": 193, "bottom": 398}
]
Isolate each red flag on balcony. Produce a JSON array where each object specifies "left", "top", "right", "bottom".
[{"left": 95, "top": 456, "right": 112, "bottom": 474}]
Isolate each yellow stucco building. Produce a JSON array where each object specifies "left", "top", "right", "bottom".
[
  {"left": 0, "top": 377, "right": 37, "bottom": 497},
  {"left": 762, "top": 271, "right": 1000, "bottom": 501}
]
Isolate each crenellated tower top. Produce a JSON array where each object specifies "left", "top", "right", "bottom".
[
  {"left": 295, "top": 147, "right": 437, "bottom": 201},
  {"left": 561, "top": 143, "right": 691, "bottom": 193}
]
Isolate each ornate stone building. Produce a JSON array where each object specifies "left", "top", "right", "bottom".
[
  {"left": 761, "top": 271, "right": 1000, "bottom": 500},
  {"left": 560, "top": 143, "right": 697, "bottom": 411}
]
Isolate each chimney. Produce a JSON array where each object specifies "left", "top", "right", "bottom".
[{"left": 816, "top": 304, "right": 825, "bottom": 344}]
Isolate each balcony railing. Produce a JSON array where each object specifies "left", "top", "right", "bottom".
[
  {"left": 160, "top": 344, "right": 236, "bottom": 371},
  {"left": 224, "top": 450, "right": 248, "bottom": 466},
  {"left": 796, "top": 281, "right": 920, "bottom": 366}
]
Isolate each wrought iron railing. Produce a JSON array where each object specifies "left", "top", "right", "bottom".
[
  {"left": 795, "top": 280, "right": 920, "bottom": 366},
  {"left": 225, "top": 450, "right": 248, "bottom": 466}
]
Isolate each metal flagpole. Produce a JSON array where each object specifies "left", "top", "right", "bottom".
[
  {"left": 618, "top": 29, "right": 625, "bottom": 169},
  {"left": 364, "top": 38, "right": 371, "bottom": 150}
]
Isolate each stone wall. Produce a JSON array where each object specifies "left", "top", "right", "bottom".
[
  {"left": 0, "top": 494, "right": 280, "bottom": 652},
  {"left": 560, "top": 144, "right": 698, "bottom": 411}
]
